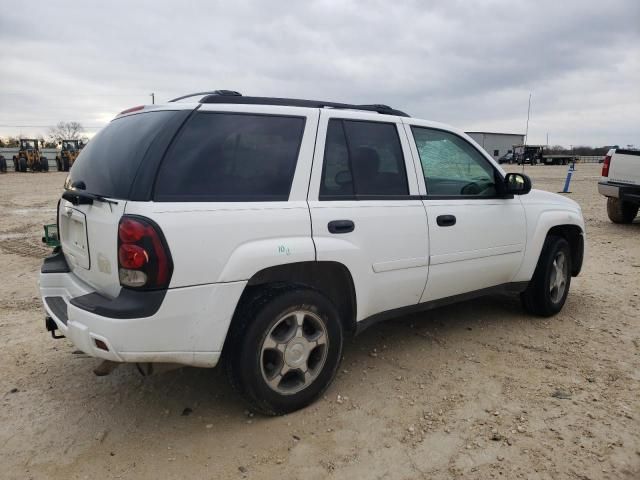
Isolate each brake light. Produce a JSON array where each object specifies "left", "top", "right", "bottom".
[
  {"left": 118, "top": 244, "right": 148, "bottom": 269},
  {"left": 118, "top": 105, "right": 144, "bottom": 116},
  {"left": 119, "top": 218, "right": 145, "bottom": 243},
  {"left": 117, "top": 216, "right": 173, "bottom": 290},
  {"left": 601, "top": 155, "right": 611, "bottom": 177}
]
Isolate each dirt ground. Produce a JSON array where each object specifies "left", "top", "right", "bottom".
[{"left": 0, "top": 164, "right": 638, "bottom": 480}]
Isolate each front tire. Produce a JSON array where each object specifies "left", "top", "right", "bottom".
[
  {"left": 40, "top": 156, "right": 49, "bottom": 172},
  {"left": 226, "top": 286, "right": 344, "bottom": 415},
  {"left": 521, "top": 235, "right": 571, "bottom": 317},
  {"left": 607, "top": 197, "right": 638, "bottom": 224},
  {"left": 19, "top": 157, "right": 27, "bottom": 172}
]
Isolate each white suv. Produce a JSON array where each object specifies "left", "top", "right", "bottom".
[{"left": 40, "top": 91, "right": 585, "bottom": 414}]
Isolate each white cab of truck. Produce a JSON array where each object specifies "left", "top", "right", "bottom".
[
  {"left": 39, "top": 91, "right": 586, "bottom": 414},
  {"left": 598, "top": 148, "right": 640, "bottom": 223}
]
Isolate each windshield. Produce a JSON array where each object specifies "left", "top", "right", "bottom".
[
  {"left": 22, "top": 140, "right": 36, "bottom": 149},
  {"left": 67, "top": 111, "right": 176, "bottom": 198},
  {"left": 62, "top": 141, "right": 76, "bottom": 150}
]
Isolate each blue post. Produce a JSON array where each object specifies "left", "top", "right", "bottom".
[{"left": 560, "top": 162, "right": 575, "bottom": 193}]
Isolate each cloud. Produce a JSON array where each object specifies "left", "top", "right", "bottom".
[{"left": 1, "top": 0, "right": 638, "bottom": 146}]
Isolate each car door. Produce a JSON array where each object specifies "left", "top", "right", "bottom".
[
  {"left": 403, "top": 121, "right": 526, "bottom": 302},
  {"left": 308, "top": 110, "right": 429, "bottom": 321}
]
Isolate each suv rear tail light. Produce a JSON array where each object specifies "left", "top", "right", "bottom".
[
  {"left": 118, "top": 216, "right": 173, "bottom": 290},
  {"left": 601, "top": 154, "right": 611, "bottom": 177}
]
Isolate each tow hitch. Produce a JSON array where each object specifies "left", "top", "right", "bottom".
[{"left": 45, "top": 316, "right": 65, "bottom": 339}]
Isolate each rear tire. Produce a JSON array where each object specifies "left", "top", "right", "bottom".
[
  {"left": 40, "top": 156, "right": 49, "bottom": 172},
  {"left": 19, "top": 157, "right": 27, "bottom": 172},
  {"left": 225, "top": 285, "right": 344, "bottom": 415},
  {"left": 521, "top": 235, "right": 571, "bottom": 317},
  {"left": 56, "top": 156, "right": 62, "bottom": 172},
  {"left": 0, "top": 156, "right": 6, "bottom": 173},
  {"left": 63, "top": 157, "right": 70, "bottom": 171},
  {"left": 607, "top": 197, "right": 638, "bottom": 224}
]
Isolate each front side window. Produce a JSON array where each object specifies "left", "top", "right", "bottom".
[
  {"left": 320, "top": 119, "right": 408, "bottom": 198},
  {"left": 411, "top": 127, "right": 498, "bottom": 196},
  {"left": 155, "top": 112, "right": 305, "bottom": 201}
]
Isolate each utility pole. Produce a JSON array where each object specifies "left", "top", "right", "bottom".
[
  {"left": 150, "top": 93, "right": 155, "bottom": 105},
  {"left": 523, "top": 93, "right": 532, "bottom": 172},
  {"left": 546, "top": 132, "right": 549, "bottom": 147},
  {"left": 524, "top": 93, "right": 531, "bottom": 146}
]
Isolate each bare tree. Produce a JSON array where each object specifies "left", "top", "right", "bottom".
[
  {"left": 3, "top": 136, "right": 19, "bottom": 147},
  {"left": 48, "top": 121, "right": 84, "bottom": 144}
]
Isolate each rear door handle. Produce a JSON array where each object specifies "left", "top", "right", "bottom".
[
  {"left": 328, "top": 220, "right": 355, "bottom": 234},
  {"left": 436, "top": 215, "right": 456, "bottom": 227}
]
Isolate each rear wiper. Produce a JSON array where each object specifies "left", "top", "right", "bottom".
[{"left": 62, "top": 190, "right": 119, "bottom": 206}]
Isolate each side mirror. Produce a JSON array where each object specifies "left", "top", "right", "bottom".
[{"left": 504, "top": 172, "right": 531, "bottom": 195}]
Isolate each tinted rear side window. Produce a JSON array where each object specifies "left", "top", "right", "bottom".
[
  {"left": 68, "top": 111, "right": 176, "bottom": 199},
  {"left": 319, "top": 119, "right": 408, "bottom": 198},
  {"left": 155, "top": 113, "right": 305, "bottom": 201}
]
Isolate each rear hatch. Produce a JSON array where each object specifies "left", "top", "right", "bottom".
[{"left": 59, "top": 108, "right": 190, "bottom": 298}]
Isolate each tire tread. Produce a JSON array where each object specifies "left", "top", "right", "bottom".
[
  {"left": 521, "top": 235, "right": 571, "bottom": 317},
  {"left": 224, "top": 284, "right": 340, "bottom": 416}
]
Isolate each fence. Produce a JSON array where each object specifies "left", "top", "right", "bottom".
[{"left": 577, "top": 156, "right": 602, "bottom": 163}]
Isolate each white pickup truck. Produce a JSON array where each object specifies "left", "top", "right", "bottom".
[{"left": 598, "top": 148, "right": 640, "bottom": 223}]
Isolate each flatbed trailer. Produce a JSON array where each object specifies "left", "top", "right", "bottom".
[
  {"left": 514, "top": 145, "right": 577, "bottom": 165},
  {"left": 540, "top": 154, "right": 576, "bottom": 165}
]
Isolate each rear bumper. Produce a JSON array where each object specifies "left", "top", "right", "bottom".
[
  {"left": 39, "top": 258, "right": 246, "bottom": 368},
  {"left": 598, "top": 181, "right": 640, "bottom": 205}
]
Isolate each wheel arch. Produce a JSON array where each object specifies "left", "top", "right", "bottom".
[
  {"left": 249, "top": 261, "right": 357, "bottom": 333},
  {"left": 547, "top": 224, "right": 584, "bottom": 276},
  {"left": 225, "top": 261, "right": 357, "bottom": 348},
  {"left": 514, "top": 210, "right": 585, "bottom": 282}
]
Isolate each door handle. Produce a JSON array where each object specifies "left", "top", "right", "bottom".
[
  {"left": 436, "top": 215, "right": 456, "bottom": 227},
  {"left": 328, "top": 220, "right": 355, "bottom": 234}
]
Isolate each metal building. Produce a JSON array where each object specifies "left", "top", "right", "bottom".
[{"left": 465, "top": 131, "right": 525, "bottom": 160}]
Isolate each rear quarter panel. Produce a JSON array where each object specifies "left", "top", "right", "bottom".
[{"left": 125, "top": 201, "right": 315, "bottom": 286}]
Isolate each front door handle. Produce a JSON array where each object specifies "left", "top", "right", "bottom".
[
  {"left": 328, "top": 220, "right": 355, "bottom": 234},
  {"left": 436, "top": 215, "right": 456, "bottom": 227}
]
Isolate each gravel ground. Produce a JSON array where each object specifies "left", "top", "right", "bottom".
[{"left": 0, "top": 164, "right": 638, "bottom": 479}]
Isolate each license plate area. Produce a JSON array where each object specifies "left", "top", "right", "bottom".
[{"left": 60, "top": 206, "right": 90, "bottom": 269}]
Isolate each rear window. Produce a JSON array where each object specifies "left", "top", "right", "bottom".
[
  {"left": 154, "top": 112, "right": 305, "bottom": 201},
  {"left": 68, "top": 111, "right": 176, "bottom": 199}
]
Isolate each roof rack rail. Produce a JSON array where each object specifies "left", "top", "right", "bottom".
[
  {"left": 199, "top": 95, "right": 410, "bottom": 117},
  {"left": 168, "top": 90, "right": 242, "bottom": 103}
]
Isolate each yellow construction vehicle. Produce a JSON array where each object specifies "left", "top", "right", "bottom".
[
  {"left": 55, "top": 139, "right": 82, "bottom": 171},
  {"left": 12, "top": 139, "right": 49, "bottom": 172}
]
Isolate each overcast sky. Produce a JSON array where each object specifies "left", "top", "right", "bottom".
[{"left": 1, "top": 0, "right": 638, "bottom": 147}]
